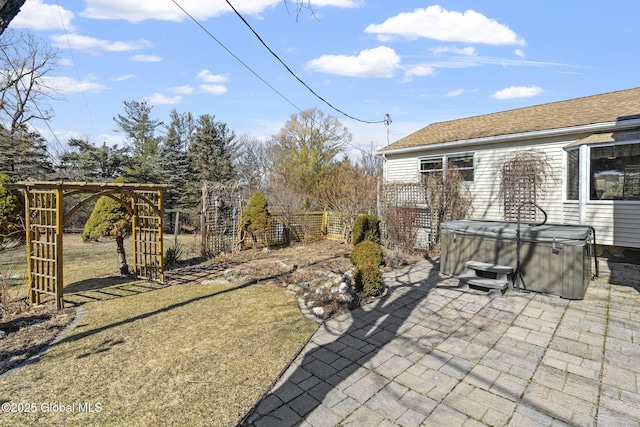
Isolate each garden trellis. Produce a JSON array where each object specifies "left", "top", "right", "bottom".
[{"left": 7, "top": 181, "right": 168, "bottom": 309}]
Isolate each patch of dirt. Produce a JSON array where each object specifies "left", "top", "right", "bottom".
[
  {"left": 0, "top": 304, "right": 75, "bottom": 375},
  {"left": 171, "top": 239, "right": 359, "bottom": 320}
]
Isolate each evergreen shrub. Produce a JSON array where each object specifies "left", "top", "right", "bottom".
[
  {"left": 350, "top": 240, "right": 384, "bottom": 268},
  {"left": 352, "top": 214, "right": 380, "bottom": 245},
  {"left": 354, "top": 264, "right": 385, "bottom": 296},
  {"left": 0, "top": 174, "right": 25, "bottom": 247}
]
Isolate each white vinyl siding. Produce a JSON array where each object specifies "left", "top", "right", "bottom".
[
  {"left": 384, "top": 152, "right": 419, "bottom": 183},
  {"left": 383, "top": 135, "right": 640, "bottom": 248}
]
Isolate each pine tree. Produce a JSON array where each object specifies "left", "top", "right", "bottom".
[
  {"left": 156, "top": 110, "right": 193, "bottom": 212},
  {"left": 188, "top": 114, "right": 238, "bottom": 184},
  {"left": 113, "top": 100, "right": 160, "bottom": 183},
  {"left": 0, "top": 125, "right": 53, "bottom": 180},
  {"left": 58, "top": 138, "right": 132, "bottom": 181}
]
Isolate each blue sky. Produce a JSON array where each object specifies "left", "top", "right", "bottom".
[{"left": 8, "top": 0, "right": 640, "bottom": 160}]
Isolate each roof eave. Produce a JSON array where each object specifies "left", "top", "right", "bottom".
[{"left": 378, "top": 118, "right": 640, "bottom": 156}]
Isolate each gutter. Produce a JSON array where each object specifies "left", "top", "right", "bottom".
[{"left": 378, "top": 118, "right": 640, "bottom": 156}]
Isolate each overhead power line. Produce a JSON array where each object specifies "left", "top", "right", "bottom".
[
  {"left": 170, "top": 0, "right": 389, "bottom": 158},
  {"left": 223, "top": 0, "right": 386, "bottom": 125}
]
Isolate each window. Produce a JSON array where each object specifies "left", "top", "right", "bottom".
[
  {"left": 566, "top": 149, "right": 580, "bottom": 201},
  {"left": 448, "top": 153, "right": 475, "bottom": 182},
  {"left": 419, "top": 152, "right": 475, "bottom": 183},
  {"left": 590, "top": 143, "right": 640, "bottom": 200}
]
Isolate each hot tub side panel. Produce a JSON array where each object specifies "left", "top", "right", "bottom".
[{"left": 440, "top": 228, "right": 591, "bottom": 299}]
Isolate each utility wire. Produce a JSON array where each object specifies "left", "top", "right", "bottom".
[
  {"left": 170, "top": 0, "right": 305, "bottom": 117},
  {"left": 55, "top": 0, "right": 97, "bottom": 135},
  {"left": 223, "top": 0, "right": 386, "bottom": 125},
  {"left": 170, "top": 0, "right": 385, "bottom": 158}
]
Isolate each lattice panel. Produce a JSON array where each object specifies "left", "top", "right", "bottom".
[
  {"left": 25, "top": 189, "right": 63, "bottom": 307},
  {"left": 132, "top": 190, "right": 163, "bottom": 281},
  {"left": 201, "top": 182, "right": 242, "bottom": 256},
  {"left": 325, "top": 212, "right": 348, "bottom": 241},
  {"left": 502, "top": 163, "right": 537, "bottom": 221},
  {"left": 289, "top": 212, "right": 324, "bottom": 242}
]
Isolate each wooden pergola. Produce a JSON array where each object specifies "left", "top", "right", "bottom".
[{"left": 8, "top": 181, "right": 168, "bottom": 310}]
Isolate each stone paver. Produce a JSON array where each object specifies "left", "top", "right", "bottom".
[{"left": 240, "top": 260, "right": 640, "bottom": 426}]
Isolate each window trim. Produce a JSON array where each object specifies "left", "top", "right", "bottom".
[
  {"left": 419, "top": 151, "right": 475, "bottom": 184},
  {"left": 564, "top": 139, "right": 640, "bottom": 204},
  {"left": 588, "top": 140, "right": 640, "bottom": 203}
]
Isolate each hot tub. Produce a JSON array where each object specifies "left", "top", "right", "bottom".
[{"left": 440, "top": 220, "right": 594, "bottom": 299}]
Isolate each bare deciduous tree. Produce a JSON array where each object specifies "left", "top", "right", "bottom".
[
  {"left": 498, "top": 149, "right": 555, "bottom": 221},
  {"left": 270, "top": 108, "right": 351, "bottom": 209},
  {"left": 313, "top": 158, "right": 378, "bottom": 242},
  {"left": 425, "top": 167, "right": 470, "bottom": 247},
  {"left": 0, "top": 30, "right": 59, "bottom": 134},
  {"left": 0, "top": 0, "right": 26, "bottom": 35},
  {"left": 235, "top": 133, "right": 272, "bottom": 198}
]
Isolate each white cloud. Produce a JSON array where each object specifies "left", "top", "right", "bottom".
[
  {"left": 132, "top": 54, "right": 162, "bottom": 62},
  {"left": 195, "top": 71, "right": 228, "bottom": 95},
  {"left": 365, "top": 6, "right": 525, "bottom": 46},
  {"left": 170, "top": 85, "right": 195, "bottom": 95},
  {"left": 79, "top": 0, "right": 355, "bottom": 23},
  {"left": 199, "top": 84, "right": 227, "bottom": 95},
  {"left": 305, "top": 46, "right": 400, "bottom": 78},
  {"left": 447, "top": 88, "right": 465, "bottom": 97},
  {"left": 147, "top": 93, "right": 182, "bottom": 105},
  {"left": 491, "top": 85, "right": 542, "bottom": 99},
  {"left": 196, "top": 70, "right": 229, "bottom": 84},
  {"left": 404, "top": 65, "right": 435, "bottom": 80},
  {"left": 514, "top": 49, "right": 525, "bottom": 58},
  {"left": 41, "top": 75, "right": 108, "bottom": 94},
  {"left": 431, "top": 46, "right": 478, "bottom": 56},
  {"left": 308, "top": 0, "right": 362, "bottom": 6},
  {"left": 112, "top": 74, "right": 136, "bottom": 82},
  {"left": 9, "top": 0, "right": 74, "bottom": 31},
  {"left": 50, "top": 33, "right": 153, "bottom": 54},
  {"left": 58, "top": 58, "right": 74, "bottom": 66}
]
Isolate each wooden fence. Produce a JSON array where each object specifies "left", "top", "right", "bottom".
[{"left": 202, "top": 210, "right": 349, "bottom": 255}]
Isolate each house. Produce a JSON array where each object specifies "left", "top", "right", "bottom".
[{"left": 379, "top": 87, "right": 640, "bottom": 257}]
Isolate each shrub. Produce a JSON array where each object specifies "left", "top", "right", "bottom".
[
  {"left": 242, "top": 191, "right": 272, "bottom": 247},
  {"left": 0, "top": 173, "right": 25, "bottom": 249},
  {"left": 352, "top": 214, "right": 380, "bottom": 245},
  {"left": 350, "top": 240, "right": 384, "bottom": 268},
  {"left": 385, "top": 248, "right": 407, "bottom": 269},
  {"left": 354, "top": 264, "right": 385, "bottom": 296},
  {"left": 164, "top": 243, "right": 184, "bottom": 267}
]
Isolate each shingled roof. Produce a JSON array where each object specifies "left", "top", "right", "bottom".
[{"left": 381, "top": 87, "right": 640, "bottom": 152}]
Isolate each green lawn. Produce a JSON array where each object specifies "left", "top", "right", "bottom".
[{"left": 0, "top": 234, "right": 318, "bottom": 426}]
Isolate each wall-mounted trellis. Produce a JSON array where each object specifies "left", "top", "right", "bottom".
[
  {"left": 9, "top": 181, "right": 168, "bottom": 310},
  {"left": 379, "top": 182, "right": 432, "bottom": 250}
]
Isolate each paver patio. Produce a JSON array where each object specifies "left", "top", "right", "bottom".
[{"left": 240, "top": 258, "right": 640, "bottom": 426}]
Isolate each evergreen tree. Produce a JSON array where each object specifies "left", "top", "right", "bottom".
[
  {"left": 188, "top": 114, "right": 238, "bottom": 184},
  {"left": 0, "top": 173, "right": 25, "bottom": 250},
  {"left": 113, "top": 100, "right": 160, "bottom": 182},
  {"left": 185, "top": 114, "right": 238, "bottom": 210},
  {"left": 58, "top": 138, "right": 132, "bottom": 181},
  {"left": 242, "top": 191, "right": 272, "bottom": 247},
  {"left": 156, "top": 110, "right": 193, "bottom": 211},
  {"left": 0, "top": 125, "right": 53, "bottom": 180},
  {"left": 82, "top": 176, "right": 131, "bottom": 275}
]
